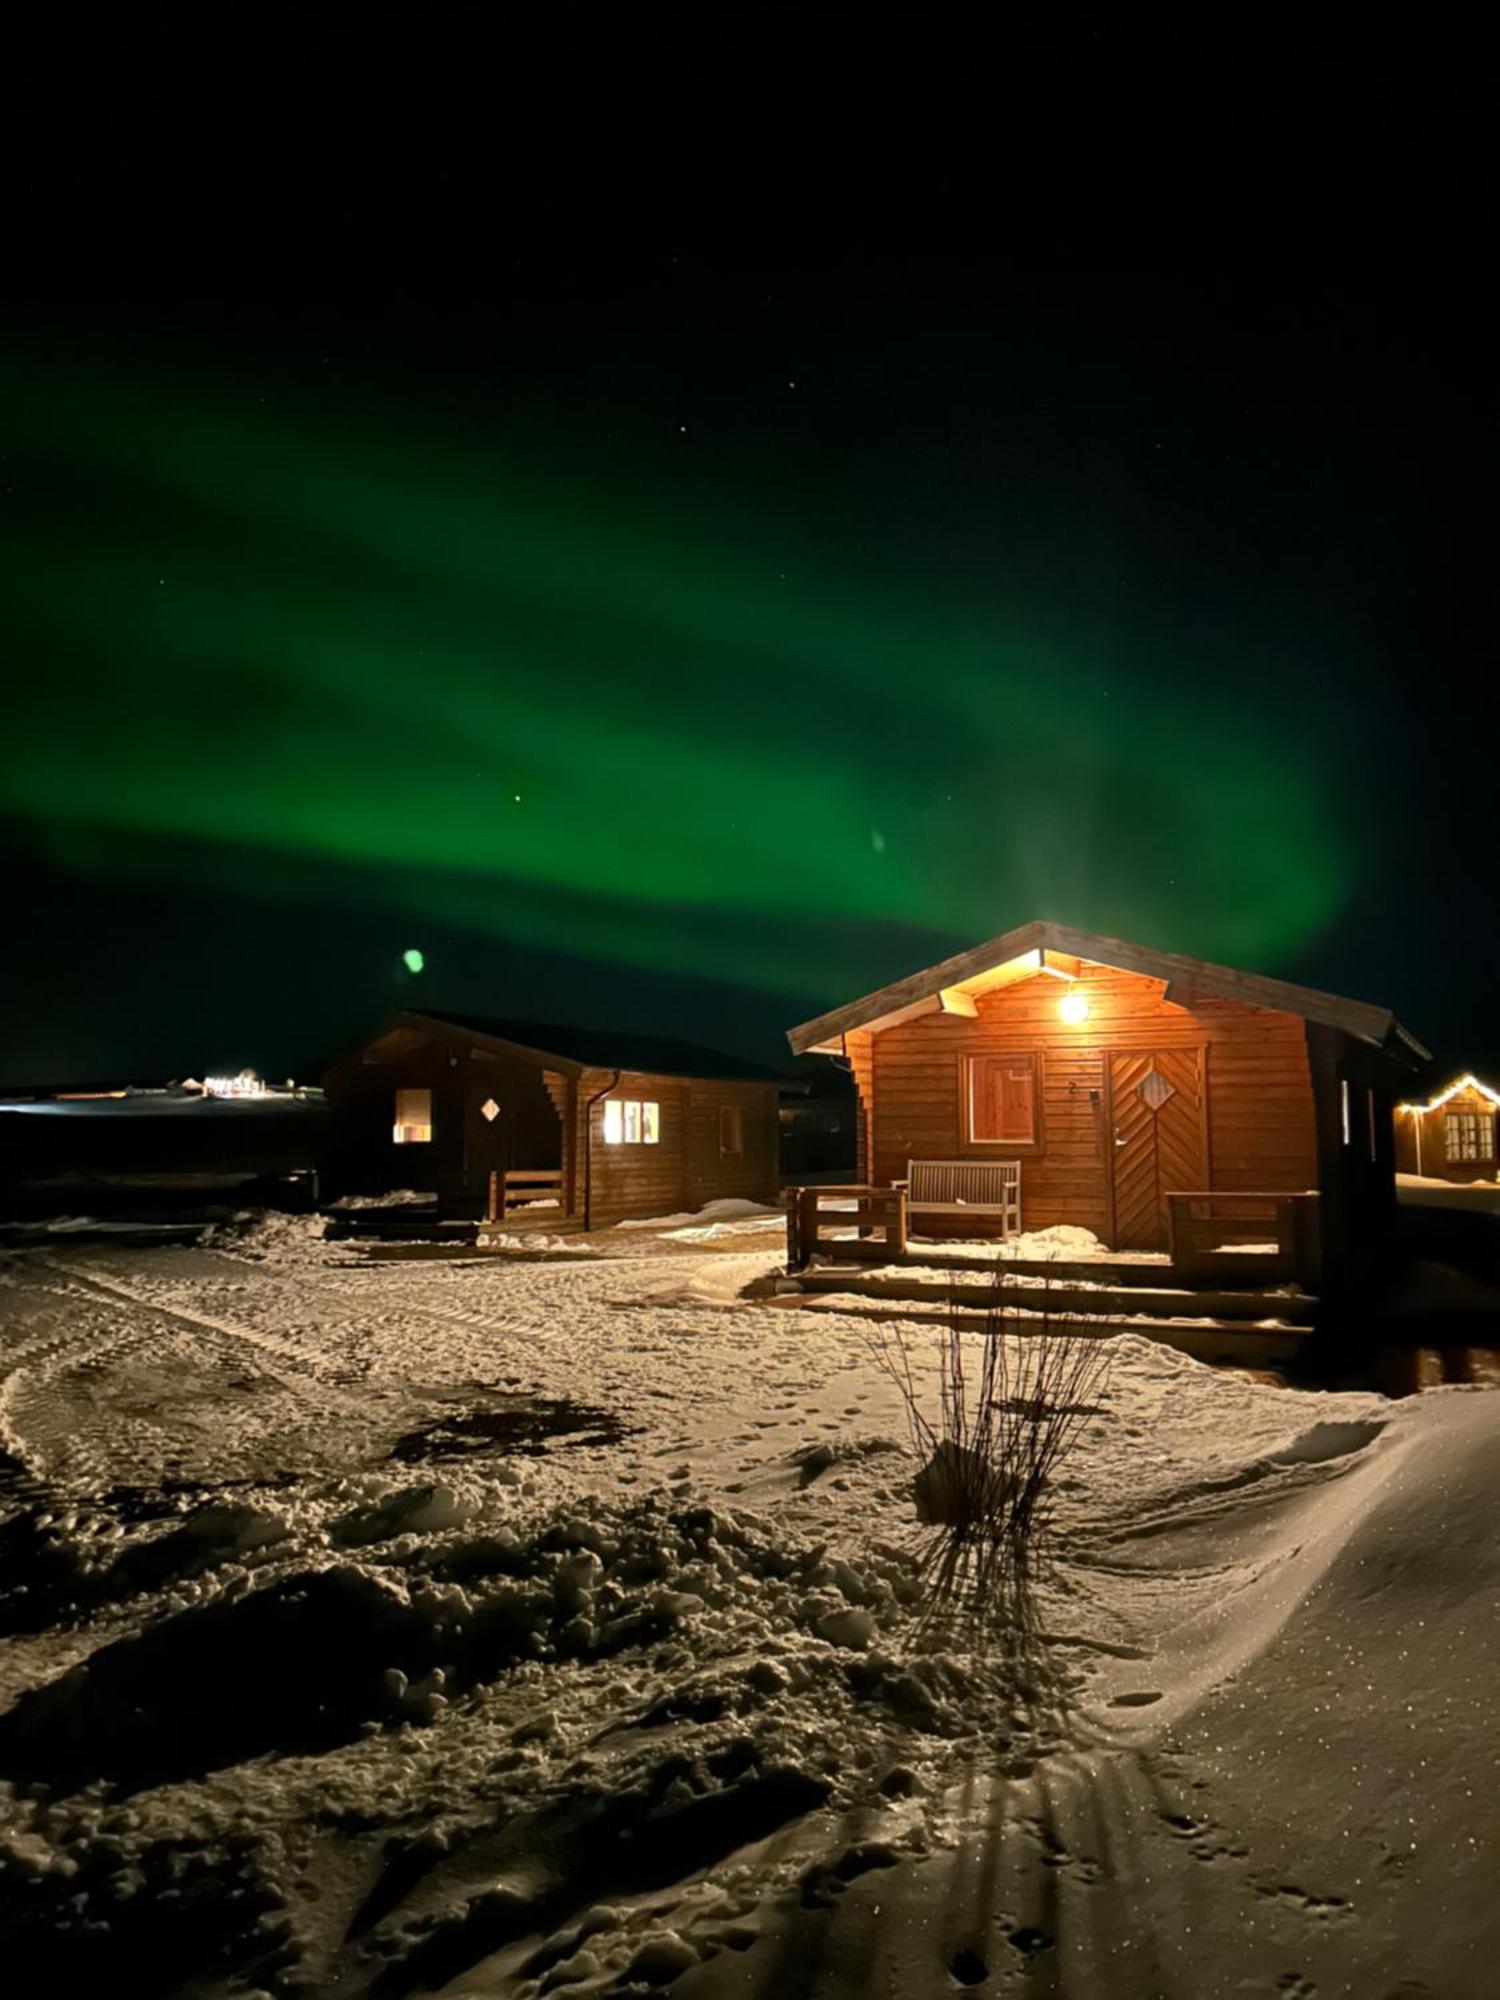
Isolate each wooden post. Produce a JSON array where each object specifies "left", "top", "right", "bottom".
[
  {"left": 890, "top": 1186, "right": 908, "bottom": 1258},
  {"left": 785, "top": 1186, "right": 804, "bottom": 1271},
  {"left": 487, "top": 1170, "right": 500, "bottom": 1224},
  {"left": 799, "top": 1186, "right": 823, "bottom": 1269}
]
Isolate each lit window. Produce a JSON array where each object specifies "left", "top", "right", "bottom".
[
  {"left": 393, "top": 1087, "right": 432, "bottom": 1144},
  {"left": 720, "top": 1103, "right": 744, "bottom": 1154},
  {"left": 480, "top": 1098, "right": 500, "bottom": 1123},
  {"left": 966, "top": 1055, "right": 1036, "bottom": 1145},
  {"left": 1445, "top": 1111, "right": 1497, "bottom": 1164},
  {"left": 603, "top": 1098, "right": 659, "bottom": 1145}
]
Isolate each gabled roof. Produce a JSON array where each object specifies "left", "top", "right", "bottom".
[
  {"left": 786, "top": 919, "right": 1429, "bottom": 1059},
  {"left": 1396, "top": 1073, "right": 1500, "bottom": 1115},
  {"left": 398, "top": 1010, "right": 789, "bottom": 1084}
]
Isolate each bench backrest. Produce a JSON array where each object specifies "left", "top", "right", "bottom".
[{"left": 908, "top": 1158, "right": 1020, "bottom": 1205}]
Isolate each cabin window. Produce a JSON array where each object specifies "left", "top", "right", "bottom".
[
  {"left": 393, "top": 1087, "right": 432, "bottom": 1145},
  {"left": 719, "top": 1103, "right": 745, "bottom": 1155},
  {"left": 965, "top": 1054, "right": 1037, "bottom": 1145},
  {"left": 603, "top": 1098, "right": 660, "bottom": 1145},
  {"left": 1444, "top": 1110, "right": 1496, "bottom": 1164}
]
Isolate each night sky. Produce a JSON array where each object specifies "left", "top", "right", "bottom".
[{"left": 3, "top": 15, "right": 1496, "bottom": 1087}]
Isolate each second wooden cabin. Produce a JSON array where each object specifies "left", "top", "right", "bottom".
[{"left": 324, "top": 1011, "right": 783, "bottom": 1228}]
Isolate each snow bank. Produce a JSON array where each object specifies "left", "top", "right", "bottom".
[
  {"left": 1398, "top": 1171, "right": 1500, "bottom": 1213},
  {"left": 326, "top": 1189, "right": 435, "bottom": 1209},
  {"left": 616, "top": 1198, "right": 785, "bottom": 1233}
]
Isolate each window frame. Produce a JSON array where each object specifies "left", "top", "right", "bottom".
[
  {"left": 392, "top": 1086, "right": 433, "bottom": 1146},
  {"left": 602, "top": 1097, "right": 661, "bottom": 1146},
  {"left": 961, "top": 1052, "right": 1042, "bottom": 1151},
  {"left": 1444, "top": 1108, "right": 1497, "bottom": 1164}
]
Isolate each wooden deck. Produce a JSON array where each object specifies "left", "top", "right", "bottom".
[{"left": 778, "top": 1268, "right": 1311, "bottom": 1365}]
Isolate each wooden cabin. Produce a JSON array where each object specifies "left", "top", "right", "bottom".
[
  {"left": 786, "top": 920, "right": 1428, "bottom": 1290},
  {"left": 1394, "top": 1074, "right": 1500, "bottom": 1184},
  {"left": 323, "top": 1011, "right": 782, "bottom": 1228}
]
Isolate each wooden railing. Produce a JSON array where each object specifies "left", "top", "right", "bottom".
[
  {"left": 1166, "top": 1191, "right": 1320, "bottom": 1286},
  {"left": 487, "top": 1167, "right": 566, "bottom": 1223},
  {"left": 786, "top": 1184, "right": 908, "bottom": 1271}
]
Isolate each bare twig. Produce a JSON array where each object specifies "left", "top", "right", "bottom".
[{"left": 868, "top": 1260, "right": 1113, "bottom": 1614}]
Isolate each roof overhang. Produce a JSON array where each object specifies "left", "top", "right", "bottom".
[
  {"left": 1396, "top": 1072, "right": 1500, "bottom": 1116},
  {"left": 787, "top": 919, "right": 1429, "bottom": 1061}
]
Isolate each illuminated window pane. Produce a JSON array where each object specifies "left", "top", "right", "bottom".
[
  {"left": 642, "top": 1101, "right": 660, "bottom": 1144},
  {"left": 393, "top": 1087, "right": 432, "bottom": 1145},
  {"left": 480, "top": 1098, "right": 500, "bottom": 1123},
  {"left": 624, "top": 1100, "right": 642, "bottom": 1143},
  {"left": 603, "top": 1099, "right": 624, "bottom": 1144},
  {"left": 1445, "top": 1111, "right": 1496, "bottom": 1163}
]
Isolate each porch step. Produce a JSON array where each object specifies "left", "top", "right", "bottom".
[
  {"left": 780, "top": 1285, "right": 1309, "bottom": 1367},
  {"left": 890, "top": 1246, "right": 1293, "bottom": 1289},
  {"left": 794, "top": 1267, "right": 1317, "bottom": 1326}
]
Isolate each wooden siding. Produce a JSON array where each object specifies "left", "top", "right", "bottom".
[
  {"left": 326, "top": 1031, "right": 777, "bottom": 1225},
  {"left": 323, "top": 1036, "right": 561, "bottom": 1204},
  {"left": 852, "top": 961, "right": 1319, "bottom": 1242},
  {"left": 581, "top": 1070, "right": 779, "bottom": 1227}
]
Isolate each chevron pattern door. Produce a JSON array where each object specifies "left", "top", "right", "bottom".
[{"left": 1109, "top": 1048, "right": 1207, "bottom": 1249}]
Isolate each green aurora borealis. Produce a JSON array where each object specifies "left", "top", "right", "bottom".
[{"left": 1, "top": 337, "right": 1389, "bottom": 1090}]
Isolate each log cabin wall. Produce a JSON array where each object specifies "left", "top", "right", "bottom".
[
  {"left": 684, "top": 1081, "right": 780, "bottom": 1209},
  {"left": 579, "top": 1070, "right": 780, "bottom": 1227},
  {"left": 852, "top": 962, "right": 1320, "bottom": 1239},
  {"left": 322, "top": 1034, "right": 561, "bottom": 1205},
  {"left": 1305, "top": 1023, "right": 1402, "bottom": 1292}
]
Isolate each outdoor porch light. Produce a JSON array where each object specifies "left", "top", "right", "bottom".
[{"left": 1058, "top": 989, "right": 1090, "bottom": 1024}]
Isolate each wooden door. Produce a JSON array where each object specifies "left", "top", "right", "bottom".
[{"left": 1109, "top": 1049, "right": 1207, "bottom": 1249}]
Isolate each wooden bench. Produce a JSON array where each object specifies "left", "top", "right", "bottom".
[{"left": 897, "top": 1159, "right": 1022, "bottom": 1237}]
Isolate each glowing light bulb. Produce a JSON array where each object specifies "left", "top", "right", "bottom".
[
  {"left": 402, "top": 948, "right": 425, "bottom": 974},
  {"left": 1058, "top": 989, "right": 1090, "bottom": 1024}
]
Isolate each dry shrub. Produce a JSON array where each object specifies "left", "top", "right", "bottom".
[{"left": 871, "top": 1272, "right": 1112, "bottom": 1606}]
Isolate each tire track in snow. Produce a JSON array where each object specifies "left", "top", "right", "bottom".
[
  {"left": 37, "top": 1257, "right": 356, "bottom": 1392},
  {"left": 0, "top": 1259, "right": 367, "bottom": 1495}
]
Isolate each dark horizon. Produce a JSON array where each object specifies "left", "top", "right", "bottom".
[{"left": 4, "top": 14, "right": 1496, "bottom": 1087}]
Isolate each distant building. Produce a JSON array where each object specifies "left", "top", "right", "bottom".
[
  {"left": 322, "top": 1011, "right": 784, "bottom": 1227},
  {"left": 1394, "top": 1074, "right": 1500, "bottom": 1184},
  {"left": 0, "top": 1077, "right": 324, "bottom": 1207}
]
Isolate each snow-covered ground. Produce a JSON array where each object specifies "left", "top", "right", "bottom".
[
  {"left": 1398, "top": 1170, "right": 1500, "bottom": 1214},
  {"left": 0, "top": 1213, "right": 1495, "bottom": 1996}
]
